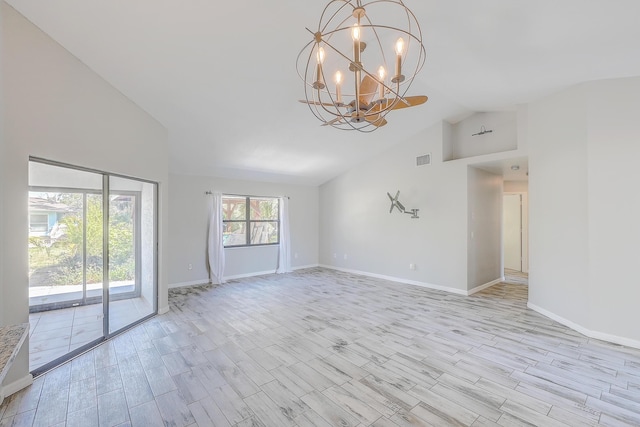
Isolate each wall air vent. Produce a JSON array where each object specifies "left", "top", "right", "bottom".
[{"left": 416, "top": 153, "right": 431, "bottom": 166}]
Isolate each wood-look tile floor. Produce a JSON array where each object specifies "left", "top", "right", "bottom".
[
  {"left": 2, "top": 267, "right": 640, "bottom": 426},
  {"left": 503, "top": 269, "right": 528, "bottom": 286}
]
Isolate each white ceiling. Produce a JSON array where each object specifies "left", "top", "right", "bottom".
[{"left": 7, "top": 0, "right": 640, "bottom": 185}]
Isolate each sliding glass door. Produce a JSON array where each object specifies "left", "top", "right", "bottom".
[
  {"left": 28, "top": 159, "right": 157, "bottom": 374},
  {"left": 108, "top": 176, "right": 156, "bottom": 334}
]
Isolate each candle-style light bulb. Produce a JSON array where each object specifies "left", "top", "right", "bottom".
[
  {"left": 377, "top": 66, "right": 386, "bottom": 99},
  {"left": 317, "top": 47, "right": 325, "bottom": 64},
  {"left": 351, "top": 24, "right": 361, "bottom": 41},
  {"left": 335, "top": 71, "right": 343, "bottom": 103},
  {"left": 394, "top": 37, "right": 405, "bottom": 82},
  {"left": 352, "top": 24, "right": 361, "bottom": 63},
  {"left": 395, "top": 37, "right": 405, "bottom": 56},
  {"left": 314, "top": 46, "right": 325, "bottom": 89}
]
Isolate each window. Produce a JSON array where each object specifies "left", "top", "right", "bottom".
[
  {"left": 222, "top": 195, "right": 279, "bottom": 247},
  {"left": 29, "top": 214, "right": 49, "bottom": 235}
]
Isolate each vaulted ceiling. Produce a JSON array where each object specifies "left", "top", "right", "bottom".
[{"left": 6, "top": 0, "right": 640, "bottom": 185}]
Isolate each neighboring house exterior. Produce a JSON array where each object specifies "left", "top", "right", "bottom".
[{"left": 28, "top": 197, "right": 72, "bottom": 238}]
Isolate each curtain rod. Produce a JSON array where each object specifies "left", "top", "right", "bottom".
[{"left": 205, "top": 191, "right": 289, "bottom": 199}]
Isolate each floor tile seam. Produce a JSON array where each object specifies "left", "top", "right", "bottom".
[
  {"left": 523, "top": 366, "right": 607, "bottom": 400},
  {"left": 409, "top": 396, "right": 483, "bottom": 426},
  {"left": 511, "top": 373, "right": 589, "bottom": 406},
  {"left": 1, "top": 384, "right": 45, "bottom": 420},
  {"left": 499, "top": 396, "right": 553, "bottom": 417},
  {"left": 32, "top": 376, "right": 72, "bottom": 426},
  {"left": 585, "top": 395, "right": 640, "bottom": 426}
]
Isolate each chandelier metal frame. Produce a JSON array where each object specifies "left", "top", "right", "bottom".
[{"left": 297, "top": 0, "right": 427, "bottom": 132}]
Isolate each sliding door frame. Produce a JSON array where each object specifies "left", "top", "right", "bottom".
[{"left": 29, "top": 156, "right": 159, "bottom": 376}]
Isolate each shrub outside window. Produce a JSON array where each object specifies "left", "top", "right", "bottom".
[{"left": 222, "top": 196, "right": 279, "bottom": 247}]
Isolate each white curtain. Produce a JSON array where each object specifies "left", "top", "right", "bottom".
[
  {"left": 207, "top": 192, "right": 225, "bottom": 284},
  {"left": 276, "top": 196, "right": 292, "bottom": 274}
]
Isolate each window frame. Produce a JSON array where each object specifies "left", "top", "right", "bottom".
[{"left": 222, "top": 195, "right": 280, "bottom": 248}]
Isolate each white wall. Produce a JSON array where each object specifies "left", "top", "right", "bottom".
[
  {"left": 0, "top": 0, "right": 5, "bottom": 327},
  {"left": 319, "top": 122, "right": 469, "bottom": 293},
  {"left": 467, "top": 167, "right": 503, "bottom": 291},
  {"left": 1, "top": 2, "right": 169, "bottom": 391},
  {"left": 168, "top": 174, "right": 319, "bottom": 286},
  {"left": 504, "top": 181, "right": 528, "bottom": 193},
  {"left": 529, "top": 76, "right": 640, "bottom": 346},
  {"left": 528, "top": 84, "right": 590, "bottom": 328},
  {"left": 442, "top": 121, "right": 453, "bottom": 162},
  {"left": 586, "top": 77, "right": 640, "bottom": 343},
  {"left": 446, "top": 111, "right": 518, "bottom": 161}
]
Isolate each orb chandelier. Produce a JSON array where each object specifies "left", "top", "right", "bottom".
[{"left": 297, "top": 0, "right": 427, "bottom": 132}]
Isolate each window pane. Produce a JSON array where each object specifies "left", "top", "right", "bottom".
[
  {"left": 222, "top": 197, "right": 246, "bottom": 220},
  {"left": 109, "top": 193, "right": 135, "bottom": 286},
  {"left": 250, "top": 198, "right": 279, "bottom": 220},
  {"left": 224, "top": 222, "right": 247, "bottom": 246},
  {"left": 28, "top": 192, "right": 84, "bottom": 294},
  {"left": 250, "top": 221, "right": 279, "bottom": 244},
  {"left": 85, "top": 194, "right": 103, "bottom": 286}
]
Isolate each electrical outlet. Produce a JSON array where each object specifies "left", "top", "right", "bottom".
[
  {"left": 409, "top": 263, "right": 416, "bottom": 270},
  {"left": 333, "top": 253, "right": 337, "bottom": 259},
  {"left": 294, "top": 252, "right": 299, "bottom": 259},
  {"left": 343, "top": 254, "right": 348, "bottom": 260},
  {"left": 188, "top": 263, "right": 193, "bottom": 270}
]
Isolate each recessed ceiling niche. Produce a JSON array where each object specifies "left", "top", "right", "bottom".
[{"left": 443, "top": 111, "right": 517, "bottom": 161}]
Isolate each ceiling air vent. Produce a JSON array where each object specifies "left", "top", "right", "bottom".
[{"left": 416, "top": 153, "right": 431, "bottom": 166}]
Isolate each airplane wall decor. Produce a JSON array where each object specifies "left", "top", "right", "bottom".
[{"left": 387, "top": 191, "right": 419, "bottom": 219}]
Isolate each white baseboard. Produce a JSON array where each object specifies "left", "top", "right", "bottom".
[
  {"left": 224, "top": 265, "right": 321, "bottom": 280},
  {"left": 169, "top": 272, "right": 277, "bottom": 288},
  {"left": 0, "top": 374, "right": 33, "bottom": 405},
  {"left": 527, "top": 302, "right": 640, "bottom": 350},
  {"left": 168, "top": 265, "right": 320, "bottom": 290},
  {"left": 292, "top": 264, "right": 320, "bottom": 271},
  {"left": 158, "top": 305, "right": 170, "bottom": 315},
  {"left": 224, "top": 270, "right": 276, "bottom": 280},
  {"left": 467, "top": 278, "right": 503, "bottom": 296},
  {"left": 319, "top": 264, "right": 468, "bottom": 296}
]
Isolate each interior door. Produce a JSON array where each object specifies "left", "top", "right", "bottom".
[{"left": 503, "top": 194, "right": 522, "bottom": 271}]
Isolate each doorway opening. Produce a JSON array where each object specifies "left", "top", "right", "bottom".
[
  {"left": 503, "top": 189, "right": 529, "bottom": 285},
  {"left": 28, "top": 158, "right": 158, "bottom": 374}
]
